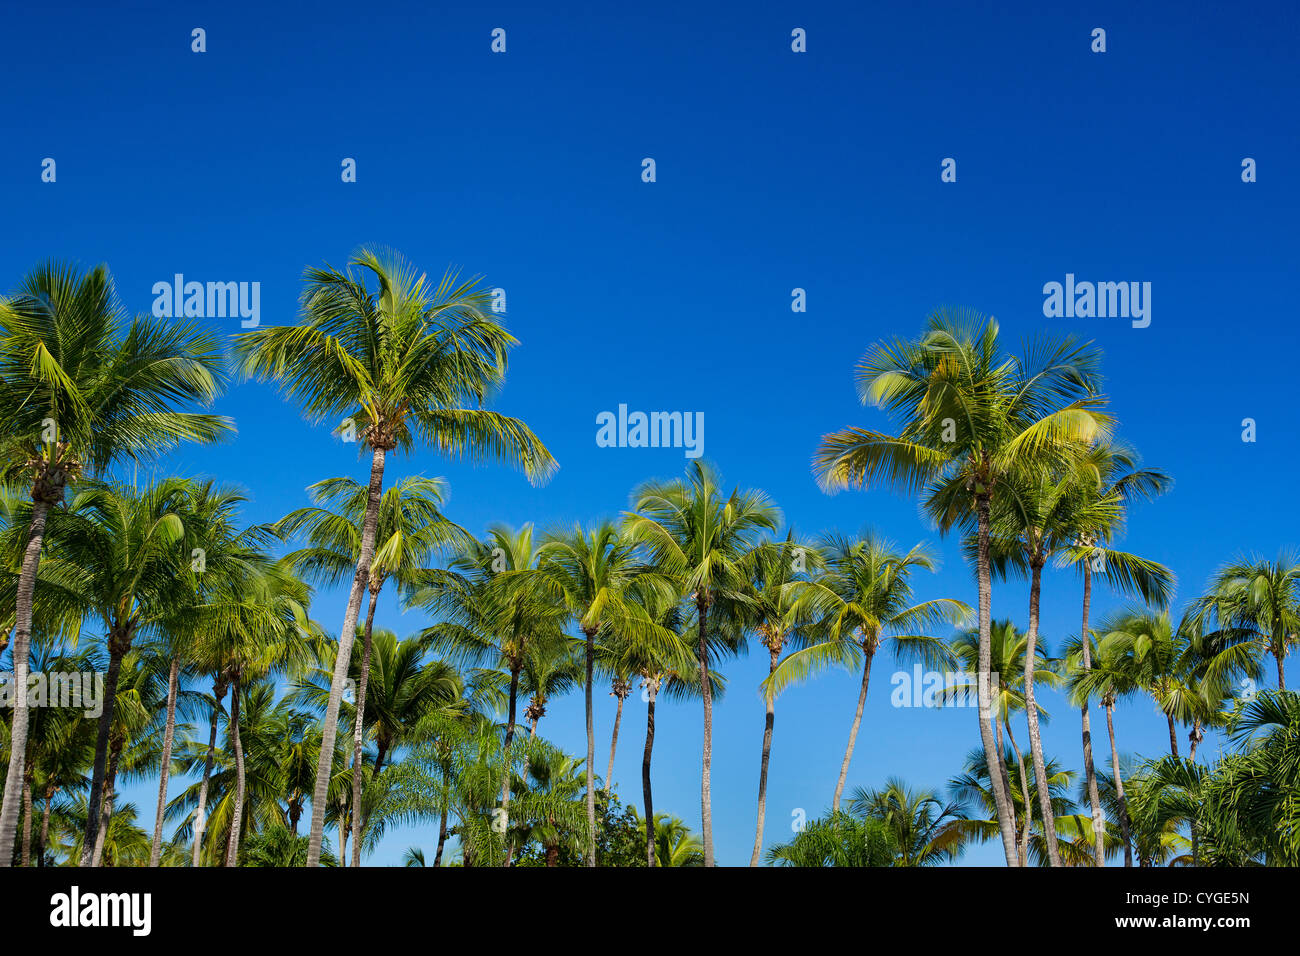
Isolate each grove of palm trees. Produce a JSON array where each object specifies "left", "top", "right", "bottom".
[{"left": 0, "top": 258, "right": 1294, "bottom": 874}]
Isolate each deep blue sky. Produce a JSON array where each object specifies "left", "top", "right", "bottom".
[{"left": 4, "top": 1, "right": 1298, "bottom": 865}]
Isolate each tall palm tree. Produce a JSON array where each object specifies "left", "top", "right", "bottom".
[
  {"left": 519, "top": 635, "right": 583, "bottom": 738},
  {"left": 276, "top": 473, "right": 468, "bottom": 865},
  {"left": 813, "top": 310, "right": 1109, "bottom": 864},
  {"left": 769, "top": 533, "right": 968, "bottom": 813},
  {"left": 1196, "top": 551, "right": 1300, "bottom": 690},
  {"left": 537, "top": 520, "right": 676, "bottom": 866},
  {"left": 235, "top": 247, "right": 556, "bottom": 865},
  {"left": 625, "top": 462, "right": 778, "bottom": 865},
  {"left": 0, "top": 262, "right": 230, "bottom": 864},
  {"left": 1055, "top": 441, "right": 1171, "bottom": 866}
]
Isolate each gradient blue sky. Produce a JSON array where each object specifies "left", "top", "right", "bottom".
[{"left": 4, "top": 1, "right": 1298, "bottom": 865}]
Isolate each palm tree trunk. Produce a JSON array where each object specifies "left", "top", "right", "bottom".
[
  {"left": 1004, "top": 719, "right": 1031, "bottom": 867},
  {"left": 1276, "top": 644, "right": 1287, "bottom": 691},
  {"left": 20, "top": 774, "right": 33, "bottom": 866},
  {"left": 350, "top": 586, "right": 380, "bottom": 868},
  {"left": 583, "top": 626, "right": 597, "bottom": 867},
  {"left": 82, "top": 630, "right": 128, "bottom": 865},
  {"left": 339, "top": 815, "right": 349, "bottom": 867},
  {"left": 223, "top": 676, "right": 245, "bottom": 867},
  {"left": 38, "top": 786, "right": 54, "bottom": 866},
  {"left": 749, "top": 642, "right": 780, "bottom": 866},
  {"left": 498, "top": 659, "right": 522, "bottom": 860},
  {"left": 1024, "top": 561, "right": 1062, "bottom": 866},
  {"left": 150, "top": 655, "right": 181, "bottom": 867},
  {"left": 976, "top": 495, "right": 1020, "bottom": 866},
  {"left": 1189, "top": 718, "right": 1202, "bottom": 761},
  {"left": 191, "top": 677, "right": 227, "bottom": 867},
  {"left": 1165, "top": 711, "right": 1179, "bottom": 758},
  {"left": 833, "top": 641, "right": 874, "bottom": 813},
  {"left": 1079, "top": 561, "right": 1105, "bottom": 867},
  {"left": 993, "top": 709, "right": 1016, "bottom": 852},
  {"left": 643, "top": 676, "right": 658, "bottom": 868},
  {"left": 697, "top": 598, "right": 715, "bottom": 866},
  {"left": 1106, "top": 699, "right": 1132, "bottom": 867},
  {"left": 605, "top": 683, "right": 626, "bottom": 797},
  {"left": 0, "top": 497, "right": 50, "bottom": 868},
  {"left": 91, "top": 742, "right": 122, "bottom": 866},
  {"left": 307, "top": 445, "right": 386, "bottom": 867},
  {"left": 433, "top": 809, "right": 448, "bottom": 868}
]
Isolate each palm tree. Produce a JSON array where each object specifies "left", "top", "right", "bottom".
[
  {"left": 847, "top": 779, "right": 968, "bottom": 865},
  {"left": 519, "top": 636, "right": 583, "bottom": 738},
  {"left": 0, "top": 261, "right": 230, "bottom": 865},
  {"left": 628, "top": 810, "right": 706, "bottom": 867},
  {"left": 235, "top": 247, "right": 556, "bottom": 865},
  {"left": 813, "top": 309, "right": 1109, "bottom": 864},
  {"left": 765, "top": 811, "right": 897, "bottom": 867},
  {"left": 276, "top": 473, "right": 468, "bottom": 865},
  {"left": 537, "top": 520, "right": 676, "bottom": 866},
  {"left": 625, "top": 461, "right": 779, "bottom": 865},
  {"left": 1054, "top": 441, "right": 1171, "bottom": 866},
  {"left": 769, "top": 533, "right": 968, "bottom": 813},
  {"left": 1196, "top": 551, "right": 1300, "bottom": 690}
]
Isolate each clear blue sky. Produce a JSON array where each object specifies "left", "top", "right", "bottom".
[{"left": 3, "top": 1, "right": 1298, "bottom": 865}]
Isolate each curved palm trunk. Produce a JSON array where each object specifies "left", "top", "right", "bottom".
[
  {"left": 306, "top": 445, "right": 386, "bottom": 867},
  {"left": 643, "top": 677, "right": 658, "bottom": 867},
  {"left": 91, "top": 742, "right": 122, "bottom": 867},
  {"left": 605, "top": 682, "right": 627, "bottom": 797},
  {"left": 992, "top": 709, "right": 1016, "bottom": 851},
  {"left": 749, "top": 643, "right": 780, "bottom": 866},
  {"left": 833, "top": 641, "right": 874, "bottom": 813},
  {"left": 223, "top": 677, "right": 245, "bottom": 867},
  {"left": 1165, "top": 712, "right": 1179, "bottom": 758},
  {"left": 1079, "top": 561, "right": 1105, "bottom": 866},
  {"left": 1024, "top": 562, "right": 1062, "bottom": 866},
  {"left": 150, "top": 655, "right": 181, "bottom": 867},
  {"left": 697, "top": 599, "right": 715, "bottom": 866},
  {"left": 82, "top": 629, "right": 129, "bottom": 866},
  {"left": 349, "top": 586, "right": 380, "bottom": 868},
  {"left": 0, "top": 497, "right": 50, "bottom": 868},
  {"left": 191, "top": 678, "right": 227, "bottom": 866},
  {"left": 583, "top": 626, "right": 597, "bottom": 867},
  {"left": 433, "top": 809, "right": 448, "bottom": 868},
  {"left": 1004, "top": 719, "right": 1031, "bottom": 867},
  {"left": 1105, "top": 700, "right": 1132, "bottom": 867},
  {"left": 975, "top": 496, "right": 1020, "bottom": 866}
]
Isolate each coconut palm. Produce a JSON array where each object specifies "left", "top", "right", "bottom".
[
  {"left": 1053, "top": 441, "right": 1172, "bottom": 865},
  {"left": 1196, "top": 551, "right": 1300, "bottom": 691},
  {"left": 519, "top": 636, "right": 584, "bottom": 738},
  {"left": 0, "top": 261, "right": 231, "bottom": 865},
  {"left": 765, "top": 811, "right": 897, "bottom": 867},
  {"left": 275, "top": 473, "right": 468, "bottom": 865},
  {"left": 624, "top": 461, "right": 780, "bottom": 865},
  {"left": 768, "top": 533, "right": 968, "bottom": 813},
  {"left": 536, "top": 520, "right": 677, "bottom": 866},
  {"left": 847, "top": 779, "right": 968, "bottom": 865},
  {"left": 813, "top": 310, "right": 1109, "bottom": 864},
  {"left": 235, "top": 247, "right": 556, "bottom": 865}
]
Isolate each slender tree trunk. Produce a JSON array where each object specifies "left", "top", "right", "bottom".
[
  {"left": 1189, "top": 719, "right": 1203, "bottom": 761},
  {"left": 1165, "top": 711, "right": 1179, "bottom": 758},
  {"left": 833, "top": 640, "right": 874, "bottom": 813},
  {"left": 307, "top": 445, "right": 386, "bottom": 867},
  {"left": 750, "top": 642, "right": 780, "bottom": 866},
  {"left": 433, "top": 809, "right": 448, "bottom": 868},
  {"left": 1079, "top": 561, "right": 1105, "bottom": 866},
  {"left": 976, "top": 495, "right": 1020, "bottom": 865},
  {"left": 91, "top": 742, "right": 122, "bottom": 867},
  {"left": 350, "top": 586, "right": 380, "bottom": 868},
  {"left": 191, "top": 678, "right": 227, "bottom": 867},
  {"left": 1277, "top": 646, "right": 1287, "bottom": 691},
  {"left": 993, "top": 707, "right": 1016, "bottom": 850},
  {"left": 1024, "top": 561, "right": 1062, "bottom": 866},
  {"left": 697, "top": 598, "right": 715, "bottom": 866},
  {"left": 643, "top": 676, "right": 658, "bottom": 868},
  {"left": 38, "top": 786, "right": 54, "bottom": 866},
  {"left": 498, "top": 659, "right": 522, "bottom": 859},
  {"left": 605, "top": 681, "right": 627, "bottom": 797},
  {"left": 1106, "top": 700, "right": 1132, "bottom": 867},
  {"left": 82, "top": 630, "right": 129, "bottom": 865},
  {"left": 339, "top": 815, "right": 348, "bottom": 867},
  {"left": 20, "top": 775, "right": 33, "bottom": 866},
  {"left": 150, "top": 655, "right": 180, "bottom": 867},
  {"left": 0, "top": 497, "right": 50, "bottom": 868},
  {"left": 584, "top": 626, "right": 597, "bottom": 867},
  {"left": 1004, "top": 719, "right": 1031, "bottom": 867},
  {"left": 223, "top": 677, "right": 245, "bottom": 867}
]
